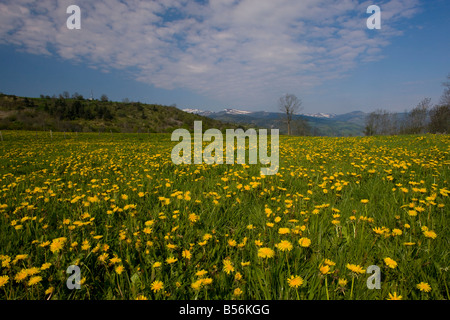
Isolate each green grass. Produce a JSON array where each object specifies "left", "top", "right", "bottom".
[{"left": 0, "top": 131, "right": 448, "bottom": 300}]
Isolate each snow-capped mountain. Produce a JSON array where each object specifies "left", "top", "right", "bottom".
[
  {"left": 181, "top": 107, "right": 367, "bottom": 136},
  {"left": 182, "top": 108, "right": 213, "bottom": 116},
  {"left": 182, "top": 108, "right": 337, "bottom": 119},
  {"left": 182, "top": 108, "right": 252, "bottom": 116},
  {"left": 223, "top": 108, "right": 253, "bottom": 115},
  {"left": 182, "top": 108, "right": 205, "bottom": 114}
]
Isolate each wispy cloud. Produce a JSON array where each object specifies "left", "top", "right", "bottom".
[{"left": 0, "top": 0, "right": 421, "bottom": 108}]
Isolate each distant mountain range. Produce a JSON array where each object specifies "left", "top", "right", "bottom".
[{"left": 182, "top": 108, "right": 368, "bottom": 136}]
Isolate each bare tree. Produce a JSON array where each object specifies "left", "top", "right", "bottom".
[
  {"left": 440, "top": 73, "right": 450, "bottom": 106},
  {"left": 100, "top": 94, "right": 109, "bottom": 102},
  {"left": 364, "top": 111, "right": 377, "bottom": 136},
  {"left": 428, "top": 105, "right": 450, "bottom": 133},
  {"left": 278, "top": 93, "right": 302, "bottom": 135},
  {"left": 402, "top": 98, "right": 431, "bottom": 134},
  {"left": 364, "top": 109, "right": 398, "bottom": 136}
]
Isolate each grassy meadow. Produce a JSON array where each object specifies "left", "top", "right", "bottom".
[{"left": 0, "top": 130, "right": 448, "bottom": 300}]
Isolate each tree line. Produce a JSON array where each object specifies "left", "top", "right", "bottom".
[
  {"left": 35, "top": 92, "right": 114, "bottom": 121},
  {"left": 364, "top": 74, "right": 450, "bottom": 135}
]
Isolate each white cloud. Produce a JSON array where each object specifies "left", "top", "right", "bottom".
[{"left": 0, "top": 0, "right": 420, "bottom": 108}]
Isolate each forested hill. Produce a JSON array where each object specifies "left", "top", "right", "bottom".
[{"left": 0, "top": 93, "right": 242, "bottom": 133}]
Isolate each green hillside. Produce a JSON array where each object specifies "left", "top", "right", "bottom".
[{"left": 0, "top": 93, "right": 243, "bottom": 133}]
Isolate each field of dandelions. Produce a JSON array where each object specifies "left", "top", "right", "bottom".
[{"left": 0, "top": 131, "right": 448, "bottom": 300}]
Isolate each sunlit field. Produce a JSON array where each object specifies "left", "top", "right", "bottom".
[{"left": 0, "top": 131, "right": 448, "bottom": 300}]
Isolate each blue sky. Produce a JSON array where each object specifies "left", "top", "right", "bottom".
[{"left": 0, "top": 0, "right": 449, "bottom": 114}]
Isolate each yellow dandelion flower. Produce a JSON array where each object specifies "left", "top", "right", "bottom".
[
  {"left": 223, "top": 259, "right": 235, "bottom": 274},
  {"left": 191, "top": 279, "right": 203, "bottom": 290},
  {"left": 338, "top": 278, "right": 348, "bottom": 287},
  {"left": 233, "top": 288, "right": 243, "bottom": 296},
  {"left": 81, "top": 240, "right": 91, "bottom": 251},
  {"left": 387, "top": 292, "right": 402, "bottom": 300},
  {"left": 98, "top": 253, "right": 109, "bottom": 263},
  {"left": 151, "top": 280, "right": 164, "bottom": 293},
  {"left": 228, "top": 239, "right": 237, "bottom": 247},
  {"left": 319, "top": 264, "right": 331, "bottom": 275},
  {"left": 298, "top": 237, "right": 311, "bottom": 247},
  {"left": 1, "top": 260, "right": 10, "bottom": 269},
  {"left": 28, "top": 276, "right": 42, "bottom": 286},
  {"left": 408, "top": 210, "right": 417, "bottom": 217},
  {"left": 144, "top": 220, "right": 154, "bottom": 227},
  {"left": 45, "top": 287, "right": 54, "bottom": 295},
  {"left": 182, "top": 249, "right": 191, "bottom": 260},
  {"left": 13, "top": 254, "right": 28, "bottom": 264},
  {"left": 276, "top": 240, "right": 293, "bottom": 252},
  {"left": 109, "top": 255, "right": 122, "bottom": 265},
  {"left": 423, "top": 230, "right": 437, "bottom": 239},
  {"left": 237, "top": 237, "right": 247, "bottom": 248},
  {"left": 166, "top": 257, "right": 178, "bottom": 264},
  {"left": 115, "top": 265, "right": 124, "bottom": 275},
  {"left": 346, "top": 263, "right": 366, "bottom": 274},
  {"left": 14, "top": 270, "right": 28, "bottom": 283},
  {"left": 416, "top": 282, "right": 431, "bottom": 292},
  {"left": 257, "top": 247, "right": 275, "bottom": 258},
  {"left": 324, "top": 259, "right": 335, "bottom": 266},
  {"left": 136, "top": 295, "right": 148, "bottom": 300},
  {"left": 384, "top": 257, "right": 398, "bottom": 269},
  {"left": 372, "top": 227, "right": 386, "bottom": 235},
  {"left": 287, "top": 275, "right": 303, "bottom": 288},
  {"left": 0, "top": 275, "right": 9, "bottom": 288},
  {"left": 188, "top": 213, "right": 199, "bottom": 223},
  {"left": 166, "top": 243, "right": 177, "bottom": 250},
  {"left": 25, "top": 267, "right": 40, "bottom": 276},
  {"left": 196, "top": 270, "right": 208, "bottom": 277},
  {"left": 203, "top": 233, "right": 212, "bottom": 241},
  {"left": 50, "top": 237, "right": 67, "bottom": 253}
]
